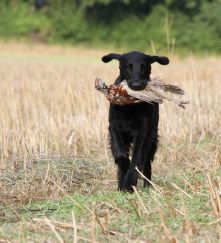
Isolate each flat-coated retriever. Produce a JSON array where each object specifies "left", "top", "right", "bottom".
[{"left": 102, "top": 51, "right": 169, "bottom": 192}]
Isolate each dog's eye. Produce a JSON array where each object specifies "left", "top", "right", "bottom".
[
  {"left": 140, "top": 63, "right": 145, "bottom": 72},
  {"left": 128, "top": 63, "right": 133, "bottom": 72}
]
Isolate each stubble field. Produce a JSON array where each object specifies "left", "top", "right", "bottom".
[{"left": 0, "top": 42, "right": 220, "bottom": 242}]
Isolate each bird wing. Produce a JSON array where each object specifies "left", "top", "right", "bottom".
[
  {"left": 121, "top": 80, "right": 163, "bottom": 104},
  {"left": 121, "top": 79, "right": 189, "bottom": 109}
]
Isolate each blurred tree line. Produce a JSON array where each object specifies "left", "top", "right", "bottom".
[{"left": 0, "top": 0, "right": 220, "bottom": 54}]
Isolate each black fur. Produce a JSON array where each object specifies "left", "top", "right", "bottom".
[{"left": 102, "top": 51, "right": 169, "bottom": 192}]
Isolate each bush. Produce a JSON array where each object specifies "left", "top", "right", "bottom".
[
  {"left": 0, "top": 0, "right": 220, "bottom": 54},
  {"left": 0, "top": 2, "right": 50, "bottom": 39}
]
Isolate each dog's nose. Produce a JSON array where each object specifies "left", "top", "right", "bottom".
[
  {"left": 131, "top": 81, "right": 143, "bottom": 89},
  {"left": 129, "top": 79, "right": 147, "bottom": 91}
]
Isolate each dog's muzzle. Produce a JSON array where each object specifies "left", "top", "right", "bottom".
[{"left": 127, "top": 79, "right": 148, "bottom": 91}]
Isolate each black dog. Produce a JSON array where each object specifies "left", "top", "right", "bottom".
[{"left": 102, "top": 51, "right": 169, "bottom": 191}]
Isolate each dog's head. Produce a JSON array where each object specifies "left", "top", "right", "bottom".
[{"left": 102, "top": 51, "right": 169, "bottom": 91}]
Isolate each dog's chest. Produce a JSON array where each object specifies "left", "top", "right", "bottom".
[{"left": 109, "top": 103, "right": 156, "bottom": 133}]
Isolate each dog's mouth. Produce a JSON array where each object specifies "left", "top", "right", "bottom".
[{"left": 127, "top": 79, "right": 149, "bottom": 91}]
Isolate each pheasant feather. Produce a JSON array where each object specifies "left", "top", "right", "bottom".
[{"left": 95, "top": 77, "right": 189, "bottom": 109}]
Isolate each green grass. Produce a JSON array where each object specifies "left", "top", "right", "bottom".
[{"left": 0, "top": 162, "right": 218, "bottom": 242}]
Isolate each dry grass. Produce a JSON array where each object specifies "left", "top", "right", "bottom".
[
  {"left": 0, "top": 42, "right": 220, "bottom": 242},
  {"left": 0, "top": 42, "right": 220, "bottom": 164}
]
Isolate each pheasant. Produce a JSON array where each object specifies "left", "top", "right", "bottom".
[{"left": 95, "top": 77, "right": 189, "bottom": 109}]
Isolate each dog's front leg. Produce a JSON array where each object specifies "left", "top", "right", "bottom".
[
  {"left": 123, "top": 134, "right": 149, "bottom": 192},
  {"left": 109, "top": 127, "right": 130, "bottom": 190},
  {"left": 143, "top": 141, "right": 157, "bottom": 187}
]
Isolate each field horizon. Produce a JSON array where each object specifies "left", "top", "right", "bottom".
[{"left": 0, "top": 42, "right": 220, "bottom": 242}]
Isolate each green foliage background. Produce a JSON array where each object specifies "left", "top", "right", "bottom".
[{"left": 0, "top": 0, "right": 220, "bottom": 54}]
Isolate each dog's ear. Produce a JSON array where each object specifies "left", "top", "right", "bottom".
[
  {"left": 150, "top": 55, "right": 169, "bottom": 65},
  {"left": 102, "top": 53, "right": 122, "bottom": 63}
]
